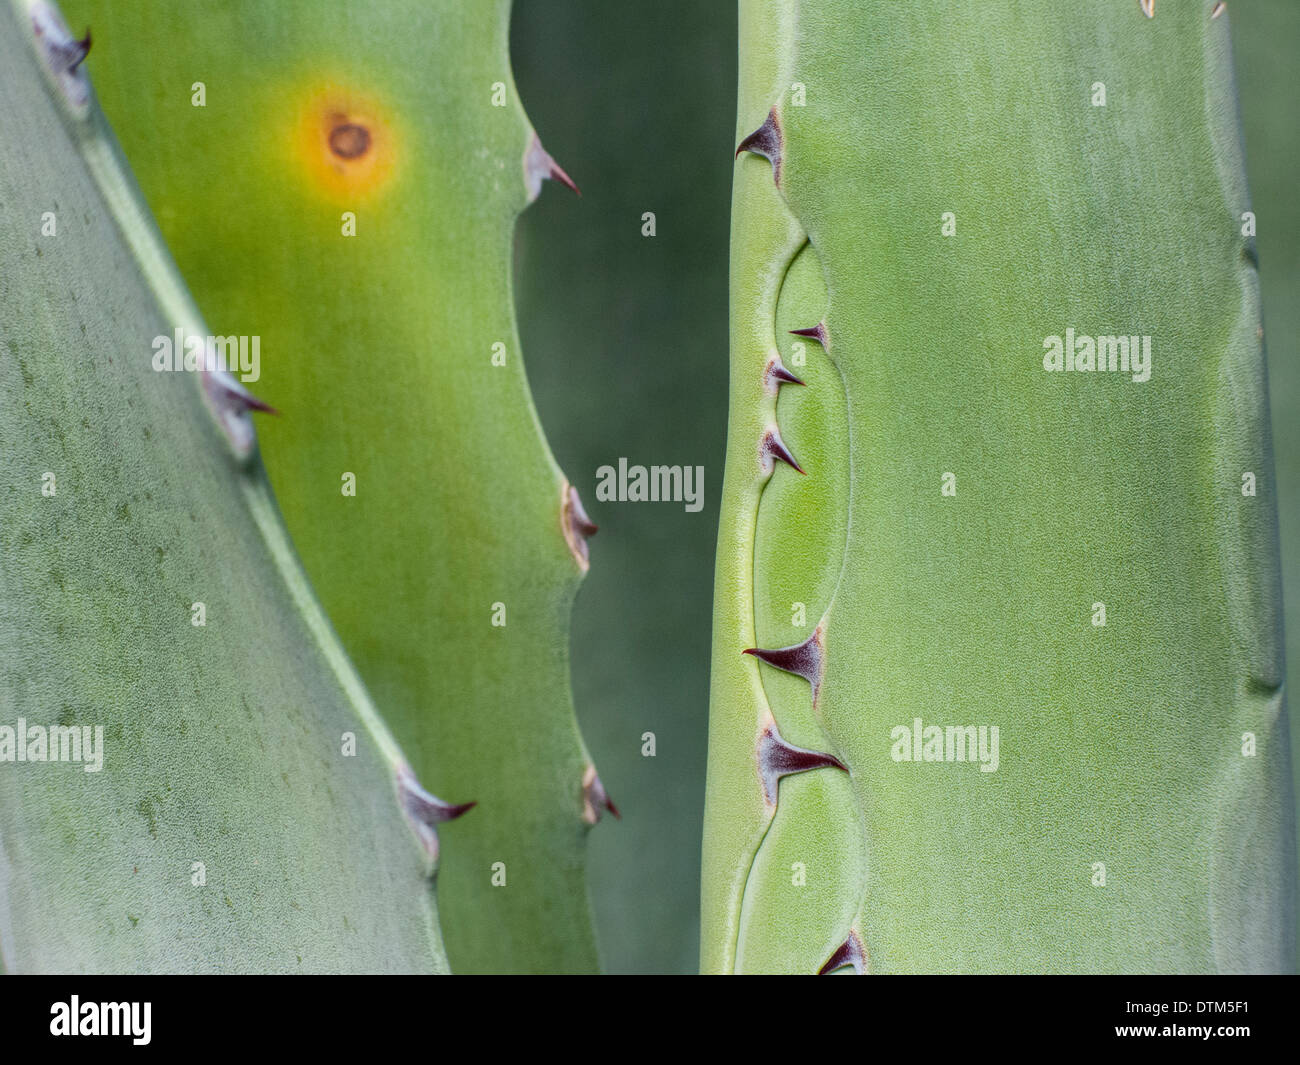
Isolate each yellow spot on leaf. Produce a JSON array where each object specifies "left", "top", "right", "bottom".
[{"left": 289, "top": 84, "right": 399, "bottom": 203}]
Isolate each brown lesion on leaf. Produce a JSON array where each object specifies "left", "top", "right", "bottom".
[
  {"left": 328, "top": 120, "right": 372, "bottom": 160},
  {"left": 290, "top": 86, "right": 398, "bottom": 202}
]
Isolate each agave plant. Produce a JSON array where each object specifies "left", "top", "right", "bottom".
[
  {"left": 702, "top": 0, "right": 1295, "bottom": 973},
  {"left": 1, "top": 0, "right": 1295, "bottom": 979}
]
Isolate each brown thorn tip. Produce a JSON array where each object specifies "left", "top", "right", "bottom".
[
  {"left": 1139, "top": 0, "right": 1154, "bottom": 17},
  {"left": 757, "top": 714, "right": 846, "bottom": 806},
  {"left": 240, "top": 392, "right": 279, "bottom": 416},
  {"left": 397, "top": 764, "right": 475, "bottom": 863},
  {"left": 761, "top": 426, "right": 804, "bottom": 475},
  {"left": 765, "top": 355, "right": 805, "bottom": 391},
  {"left": 1211, "top": 1, "right": 1225, "bottom": 16},
  {"left": 30, "top": 4, "right": 93, "bottom": 110},
  {"left": 582, "top": 764, "right": 619, "bottom": 824},
  {"left": 735, "top": 107, "right": 782, "bottom": 184},
  {"left": 525, "top": 132, "right": 580, "bottom": 201},
  {"left": 549, "top": 158, "right": 581, "bottom": 197},
  {"left": 563, "top": 483, "right": 597, "bottom": 570},
  {"left": 789, "top": 322, "right": 829, "bottom": 350},
  {"left": 69, "top": 29, "right": 91, "bottom": 69},
  {"left": 210, "top": 370, "right": 278, "bottom": 416},
  {"left": 743, "top": 627, "right": 823, "bottom": 699},
  {"left": 818, "top": 930, "right": 867, "bottom": 975}
]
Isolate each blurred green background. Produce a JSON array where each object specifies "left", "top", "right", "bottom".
[
  {"left": 511, "top": 0, "right": 736, "bottom": 974},
  {"left": 512, "top": 0, "right": 1298, "bottom": 973}
]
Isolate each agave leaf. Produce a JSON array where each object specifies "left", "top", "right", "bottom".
[
  {"left": 66, "top": 0, "right": 605, "bottom": 971},
  {"left": 0, "top": 0, "right": 452, "bottom": 973},
  {"left": 1233, "top": 0, "right": 1300, "bottom": 964},
  {"left": 704, "top": 0, "right": 1295, "bottom": 973}
]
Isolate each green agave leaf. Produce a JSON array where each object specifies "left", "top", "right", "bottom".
[
  {"left": 0, "top": 0, "right": 453, "bottom": 973},
  {"left": 66, "top": 0, "right": 607, "bottom": 971},
  {"left": 1234, "top": 0, "right": 1300, "bottom": 966},
  {"left": 704, "top": 0, "right": 1295, "bottom": 973}
]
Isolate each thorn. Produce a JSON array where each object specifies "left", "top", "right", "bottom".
[
  {"left": 68, "top": 28, "right": 91, "bottom": 70},
  {"left": 1211, "top": 1, "right": 1226, "bottom": 17},
  {"left": 818, "top": 930, "right": 867, "bottom": 974},
  {"left": 789, "top": 322, "right": 829, "bottom": 350},
  {"left": 760, "top": 426, "right": 804, "bottom": 475},
  {"left": 562, "top": 483, "right": 598, "bottom": 571},
  {"left": 547, "top": 157, "right": 581, "bottom": 196},
  {"left": 234, "top": 389, "right": 279, "bottom": 416},
  {"left": 757, "top": 713, "right": 846, "bottom": 806},
  {"left": 1139, "top": 0, "right": 1154, "bottom": 17},
  {"left": 207, "top": 369, "right": 278, "bottom": 416},
  {"left": 744, "top": 626, "right": 823, "bottom": 701},
  {"left": 29, "top": 3, "right": 92, "bottom": 110},
  {"left": 397, "top": 763, "right": 475, "bottom": 865},
  {"left": 198, "top": 369, "right": 275, "bottom": 458},
  {"left": 582, "top": 764, "right": 619, "bottom": 824},
  {"left": 525, "top": 132, "right": 580, "bottom": 203},
  {"left": 735, "top": 107, "right": 782, "bottom": 185},
  {"left": 764, "top": 354, "right": 805, "bottom": 392}
]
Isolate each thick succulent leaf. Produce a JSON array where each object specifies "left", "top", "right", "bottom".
[
  {"left": 66, "top": 0, "right": 605, "bottom": 971},
  {"left": 1234, "top": 0, "right": 1300, "bottom": 965},
  {"left": 0, "top": 0, "right": 449, "bottom": 973},
  {"left": 704, "top": 0, "right": 1295, "bottom": 973}
]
